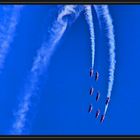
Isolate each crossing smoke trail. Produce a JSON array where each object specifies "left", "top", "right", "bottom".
[
  {"left": 0, "top": 5, "right": 23, "bottom": 71},
  {"left": 10, "top": 5, "right": 82, "bottom": 134},
  {"left": 84, "top": 5, "right": 95, "bottom": 69},
  {"left": 94, "top": 5, "right": 116, "bottom": 116}
]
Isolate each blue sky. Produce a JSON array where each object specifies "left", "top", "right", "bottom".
[{"left": 0, "top": 5, "right": 140, "bottom": 135}]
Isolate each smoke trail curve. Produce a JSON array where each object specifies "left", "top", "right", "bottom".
[
  {"left": 0, "top": 5, "right": 24, "bottom": 71},
  {"left": 84, "top": 5, "right": 95, "bottom": 69},
  {"left": 94, "top": 5, "right": 116, "bottom": 116},
  {"left": 10, "top": 5, "right": 81, "bottom": 134}
]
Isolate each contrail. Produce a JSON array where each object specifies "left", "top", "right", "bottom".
[
  {"left": 93, "top": 5, "right": 102, "bottom": 30},
  {"left": 0, "top": 5, "right": 23, "bottom": 71},
  {"left": 94, "top": 5, "right": 116, "bottom": 116},
  {"left": 10, "top": 5, "right": 81, "bottom": 134},
  {"left": 84, "top": 5, "right": 95, "bottom": 69}
]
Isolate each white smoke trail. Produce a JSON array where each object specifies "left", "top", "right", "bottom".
[
  {"left": 0, "top": 5, "right": 23, "bottom": 71},
  {"left": 93, "top": 5, "right": 102, "bottom": 30},
  {"left": 84, "top": 5, "right": 95, "bottom": 69},
  {"left": 94, "top": 5, "right": 116, "bottom": 116},
  {"left": 10, "top": 5, "right": 80, "bottom": 134}
]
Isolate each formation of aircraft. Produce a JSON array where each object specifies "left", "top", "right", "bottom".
[{"left": 88, "top": 68, "right": 108, "bottom": 123}]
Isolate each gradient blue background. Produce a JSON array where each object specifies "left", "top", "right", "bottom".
[{"left": 0, "top": 5, "right": 139, "bottom": 135}]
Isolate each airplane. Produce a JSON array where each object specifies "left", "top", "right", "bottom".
[
  {"left": 88, "top": 104, "right": 93, "bottom": 113},
  {"left": 96, "top": 91, "right": 100, "bottom": 101},
  {"left": 90, "top": 68, "right": 94, "bottom": 77},
  {"left": 95, "top": 71, "right": 99, "bottom": 81},
  {"left": 105, "top": 97, "right": 110, "bottom": 105},
  {"left": 100, "top": 115, "right": 105, "bottom": 123},
  {"left": 95, "top": 109, "right": 100, "bottom": 119},
  {"left": 90, "top": 87, "right": 94, "bottom": 95}
]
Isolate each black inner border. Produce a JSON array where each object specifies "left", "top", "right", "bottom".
[{"left": 0, "top": 0, "right": 140, "bottom": 4}]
